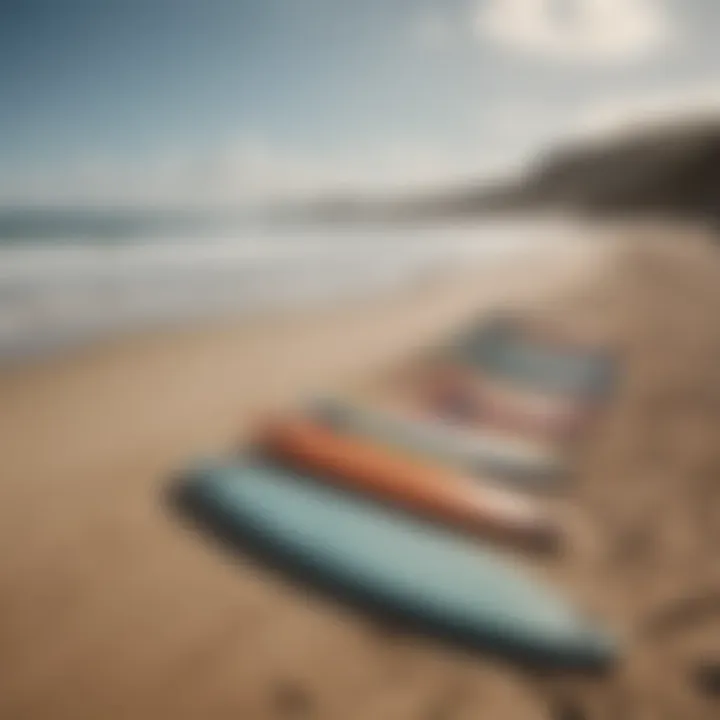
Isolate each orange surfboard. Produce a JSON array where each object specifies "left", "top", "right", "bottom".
[{"left": 259, "top": 417, "right": 558, "bottom": 550}]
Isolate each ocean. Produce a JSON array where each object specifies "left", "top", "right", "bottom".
[{"left": 0, "top": 210, "right": 589, "bottom": 359}]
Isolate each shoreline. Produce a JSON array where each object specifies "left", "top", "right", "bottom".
[{"left": 0, "top": 219, "right": 600, "bottom": 363}]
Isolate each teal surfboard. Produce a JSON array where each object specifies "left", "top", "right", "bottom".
[
  {"left": 446, "top": 317, "right": 616, "bottom": 399},
  {"left": 171, "top": 458, "right": 616, "bottom": 670},
  {"left": 311, "top": 398, "right": 565, "bottom": 491}
]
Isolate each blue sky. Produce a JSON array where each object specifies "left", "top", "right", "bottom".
[{"left": 1, "top": 0, "right": 719, "bottom": 207}]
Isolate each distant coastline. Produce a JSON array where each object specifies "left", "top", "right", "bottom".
[{"left": 295, "top": 118, "right": 720, "bottom": 230}]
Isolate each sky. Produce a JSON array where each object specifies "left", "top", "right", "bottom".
[{"left": 1, "top": 0, "right": 720, "bottom": 207}]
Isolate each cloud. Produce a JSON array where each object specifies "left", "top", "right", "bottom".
[{"left": 475, "top": 0, "right": 674, "bottom": 65}]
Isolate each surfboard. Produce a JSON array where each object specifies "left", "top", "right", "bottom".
[
  {"left": 258, "top": 416, "right": 558, "bottom": 550},
  {"left": 472, "top": 373, "right": 597, "bottom": 440},
  {"left": 390, "top": 364, "right": 592, "bottom": 444},
  {"left": 446, "top": 316, "right": 616, "bottom": 399},
  {"left": 311, "top": 397, "right": 566, "bottom": 491},
  {"left": 171, "top": 457, "right": 616, "bottom": 670}
]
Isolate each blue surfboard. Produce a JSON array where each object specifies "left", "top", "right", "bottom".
[
  {"left": 171, "top": 457, "right": 616, "bottom": 670},
  {"left": 446, "top": 316, "right": 616, "bottom": 399}
]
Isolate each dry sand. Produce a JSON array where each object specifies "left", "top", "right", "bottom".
[{"left": 0, "top": 228, "right": 719, "bottom": 719}]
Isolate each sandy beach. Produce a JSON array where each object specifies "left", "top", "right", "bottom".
[{"left": 1, "top": 227, "right": 720, "bottom": 719}]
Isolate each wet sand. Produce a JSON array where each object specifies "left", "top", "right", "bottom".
[{"left": 1, "top": 228, "right": 719, "bottom": 719}]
